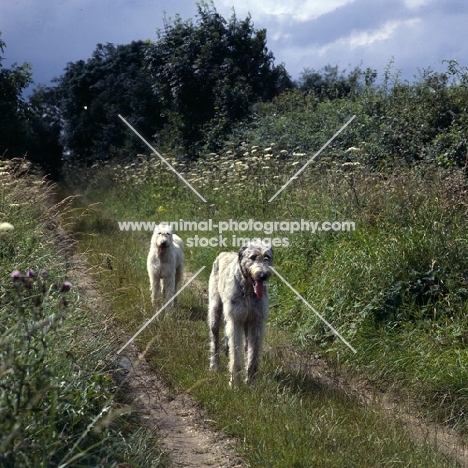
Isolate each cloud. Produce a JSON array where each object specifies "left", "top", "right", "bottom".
[
  {"left": 330, "top": 18, "right": 422, "bottom": 50},
  {"left": 1, "top": 0, "right": 468, "bottom": 92},
  {"left": 215, "top": 0, "right": 357, "bottom": 22}
]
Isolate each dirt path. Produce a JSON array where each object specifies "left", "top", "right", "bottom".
[{"left": 116, "top": 343, "right": 244, "bottom": 467}]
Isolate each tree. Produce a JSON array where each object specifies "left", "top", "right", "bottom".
[
  {"left": 0, "top": 33, "right": 33, "bottom": 157},
  {"left": 298, "top": 65, "right": 373, "bottom": 99},
  {"left": 27, "top": 85, "right": 64, "bottom": 178},
  {"left": 145, "top": 3, "right": 293, "bottom": 156},
  {"left": 56, "top": 41, "right": 163, "bottom": 164}
]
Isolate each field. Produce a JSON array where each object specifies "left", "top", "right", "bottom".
[
  {"left": 3, "top": 65, "right": 468, "bottom": 466},
  {"left": 60, "top": 137, "right": 468, "bottom": 466}
]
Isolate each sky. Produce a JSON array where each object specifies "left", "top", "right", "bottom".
[{"left": 1, "top": 0, "right": 468, "bottom": 94}]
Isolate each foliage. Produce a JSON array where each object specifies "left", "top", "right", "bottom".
[
  {"left": 297, "top": 64, "right": 377, "bottom": 99},
  {"left": 0, "top": 34, "right": 63, "bottom": 177},
  {"left": 0, "top": 33, "right": 33, "bottom": 158},
  {"left": 145, "top": 2, "right": 293, "bottom": 156},
  {"left": 56, "top": 41, "right": 162, "bottom": 164},
  {"left": 0, "top": 161, "right": 166, "bottom": 467},
  {"left": 26, "top": 86, "right": 64, "bottom": 178},
  {"left": 231, "top": 62, "right": 468, "bottom": 168}
]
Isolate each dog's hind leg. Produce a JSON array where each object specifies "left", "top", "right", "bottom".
[{"left": 208, "top": 293, "right": 223, "bottom": 371}]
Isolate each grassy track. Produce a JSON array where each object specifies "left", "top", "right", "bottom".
[{"left": 61, "top": 149, "right": 468, "bottom": 466}]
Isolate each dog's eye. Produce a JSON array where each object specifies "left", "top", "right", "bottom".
[
  {"left": 264, "top": 255, "right": 270, "bottom": 261},
  {"left": 249, "top": 255, "right": 257, "bottom": 261}
]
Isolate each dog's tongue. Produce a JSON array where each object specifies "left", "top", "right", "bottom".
[
  {"left": 158, "top": 246, "right": 167, "bottom": 254},
  {"left": 253, "top": 280, "right": 265, "bottom": 299}
]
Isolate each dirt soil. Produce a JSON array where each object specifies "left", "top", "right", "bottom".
[{"left": 116, "top": 343, "right": 244, "bottom": 467}]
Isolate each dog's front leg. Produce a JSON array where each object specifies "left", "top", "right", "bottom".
[
  {"left": 162, "top": 276, "right": 176, "bottom": 307},
  {"left": 245, "top": 319, "right": 265, "bottom": 384},
  {"left": 225, "top": 314, "right": 244, "bottom": 387},
  {"left": 149, "top": 273, "right": 161, "bottom": 305}
]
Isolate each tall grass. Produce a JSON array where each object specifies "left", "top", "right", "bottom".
[
  {"left": 0, "top": 159, "right": 166, "bottom": 467},
  {"left": 62, "top": 139, "right": 468, "bottom": 465}
]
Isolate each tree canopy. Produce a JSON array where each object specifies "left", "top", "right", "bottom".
[
  {"left": 145, "top": 3, "right": 293, "bottom": 155},
  {"left": 0, "top": 33, "right": 33, "bottom": 157},
  {"left": 56, "top": 41, "right": 161, "bottom": 164}
]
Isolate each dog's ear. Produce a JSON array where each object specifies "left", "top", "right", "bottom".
[{"left": 238, "top": 244, "right": 247, "bottom": 261}]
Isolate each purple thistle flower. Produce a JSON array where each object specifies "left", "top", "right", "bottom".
[
  {"left": 11, "top": 270, "right": 21, "bottom": 280},
  {"left": 60, "top": 281, "right": 72, "bottom": 293},
  {"left": 41, "top": 270, "right": 49, "bottom": 279},
  {"left": 26, "top": 269, "right": 36, "bottom": 278}
]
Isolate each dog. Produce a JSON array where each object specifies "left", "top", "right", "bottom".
[
  {"left": 147, "top": 224, "right": 184, "bottom": 307},
  {"left": 208, "top": 241, "right": 273, "bottom": 386}
]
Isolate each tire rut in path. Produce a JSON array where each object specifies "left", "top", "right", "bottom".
[{"left": 116, "top": 344, "right": 244, "bottom": 468}]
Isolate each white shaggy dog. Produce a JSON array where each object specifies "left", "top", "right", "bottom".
[
  {"left": 147, "top": 224, "right": 184, "bottom": 307},
  {"left": 208, "top": 241, "right": 273, "bottom": 386}
]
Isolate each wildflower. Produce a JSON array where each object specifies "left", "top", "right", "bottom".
[
  {"left": 0, "top": 222, "right": 14, "bottom": 233},
  {"left": 26, "top": 269, "right": 36, "bottom": 278},
  {"left": 345, "top": 147, "right": 362, "bottom": 154},
  {"left": 11, "top": 270, "right": 21, "bottom": 281},
  {"left": 60, "top": 282, "right": 72, "bottom": 293}
]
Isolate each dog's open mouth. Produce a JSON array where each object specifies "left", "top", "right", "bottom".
[
  {"left": 158, "top": 246, "right": 167, "bottom": 254},
  {"left": 253, "top": 280, "right": 266, "bottom": 299}
]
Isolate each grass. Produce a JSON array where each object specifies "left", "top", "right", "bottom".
[
  {"left": 0, "top": 159, "right": 166, "bottom": 467},
  {"left": 60, "top": 146, "right": 468, "bottom": 466}
]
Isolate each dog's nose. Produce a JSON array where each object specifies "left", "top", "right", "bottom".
[
  {"left": 259, "top": 271, "right": 268, "bottom": 280},
  {"left": 160, "top": 241, "right": 167, "bottom": 247}
]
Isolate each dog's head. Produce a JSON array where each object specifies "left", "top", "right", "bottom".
[
  {"left": 238, "top": 241, "right": 273, "bottom": 299},
  {"left": 152, "top": 224, "right": 174, "bottom": 254}
]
